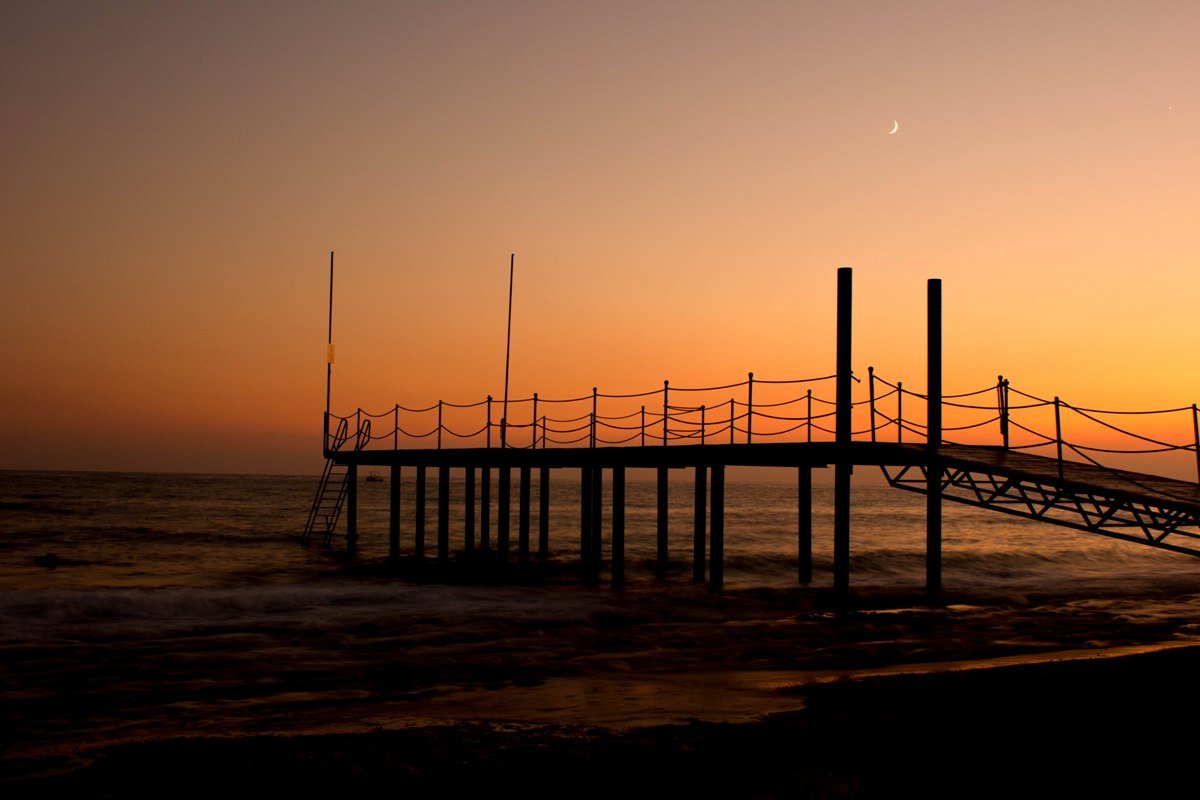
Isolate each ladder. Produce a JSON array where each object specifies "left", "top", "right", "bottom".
[{"left": 303, "top": 418, "right": 351, "bottom": 547}]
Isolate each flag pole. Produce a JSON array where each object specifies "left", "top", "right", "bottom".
[{"left": 502, "top": 253, "right": 514, "bottom": 447}]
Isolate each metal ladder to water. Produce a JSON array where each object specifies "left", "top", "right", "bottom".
[{"left": 302, "top": 418, "right": 351, "bottom": 547}]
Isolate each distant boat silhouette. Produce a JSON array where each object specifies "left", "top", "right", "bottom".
[{"left": 366, "top": 471, "right": 384, "bottom": 483}]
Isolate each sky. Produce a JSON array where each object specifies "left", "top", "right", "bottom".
[{"left": 2, "top": 1, "right": 1197, "bottom": 475}]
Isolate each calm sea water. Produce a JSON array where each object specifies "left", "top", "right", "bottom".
[{"left": 3, "top": 468, "right": 1200, "bottom": 764}]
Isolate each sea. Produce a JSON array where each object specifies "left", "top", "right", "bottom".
[{"left": 3, "top": 468, "right": 1200, "bottom": 768}]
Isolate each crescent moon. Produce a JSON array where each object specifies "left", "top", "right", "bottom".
[{"left": 888, "top": 120, "right": 899, "bottom": 134}]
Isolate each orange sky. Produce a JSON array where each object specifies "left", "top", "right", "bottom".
[{"left": 2, "top": 1, "right": 1197, "bottom": 475}]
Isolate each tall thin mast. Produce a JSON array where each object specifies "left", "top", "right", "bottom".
[
  {"left": 326, "top": 251, "right": 334, "bottom": 416},
  {"left": 502, "top": 253, "right": 514, "bottom": 447}
]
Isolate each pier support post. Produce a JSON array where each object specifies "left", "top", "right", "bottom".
[
  {"left": 612, "top": 466, "right": 625, "bottom": 589},
  {"left": 656, "top": 466, "right": 669, "bottom": 579},
  {"left": 464, "top": 467, "right": 475, "bottom": 554},
  {"left": 346, "top": 463, "right": 358, "bottom": 553},
  {"left": 438, "top": 466, "right": 450, "bottom": 562},
  {"left": 927, "top": 278, "right": 943, "bottom": 595},
  {"left": 538, "top": 466, "right": 550, "bottom": 557},
  {"left": 415, "top": 465, "right": 426, "bottom": 558},
  {"left": 580, "top": 467, "right": 592, "bottom": 564},
  {"left": 798, "top": 467, "right": 812, "bottom": 584},
  {"left": 834, "top": 266, "right": 853, "bottom": 598},
  {"left": 519, "top": 466, "right": 531, "bottom": 562},
  {"left": 693, "top": 465, "right": 706, "bottom": 583},
  {"left": 481, "top": 467, "right": 491, "bottom": 552},
  {"left": 498, "top": 467, "right": 511, "bottom": 560},
  {"left": 710, "top": 464, "right": 724, "bottom": 591},
  {"left": 591, "top": 465, "right": 603, "bottom": 566},
  {"left": 389, "top": 465, "right": 401, "bottom": 560}
]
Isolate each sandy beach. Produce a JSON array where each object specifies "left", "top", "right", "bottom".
[{"left": 4, "top": 643, "right": 1195, "bottom": 798}]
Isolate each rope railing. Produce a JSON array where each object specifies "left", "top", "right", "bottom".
[{"left": 324, "top": 368, "right": 1200, "bottom": 485}]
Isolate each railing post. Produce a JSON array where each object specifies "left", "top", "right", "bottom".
[
  {"left": 662, "top": 380, "right": 669, "bottom": 446},
  {"left": 747, "top": 372, "right": 754, "bottom": 444},
  {"left": 834, "top": 267, "right": 853, "bottom": 598},
  {"left": 926, "top": 277, "right": 942, "bottom": 597},
  {"left": 806, "top": 390, "right": 812, "bottom": 443},
  {"left": 897, "top": 382, "right": 904, "bottom": 443},
  {"left": 700, "top": 405, "right": 706, "bottom": 446},
  {"left": 393, "top": 404, "right": 398, "bottom": 450},
  {"left": 437, "top": 400, "right": 443, "bottom": 449},
  {"left": 532, "top": 393, "right": 539, "bottom": 450},
  {"left": 640, "top": 406, "right": 646, "bottom": 447},
  {"left": 868, "top": 366, "right": 876, "bottom": 442},
  {"left": 591, "top": 387, "right": 598, "bottom": 448},
  {"left": 1054, "top": 396, "right": 1064, "bottom": 479},
  {"left": 998, "top": 376, "right": 1010, "bottom": 450},
  {"left": 486, "top": 395, "right": 493, "bottom": 449},
  {"left": 355, "top": 409, "right": 362, "bottom": 450},
  {"left": 1193, "top": 404, "right": 1200, "bottom": 484}
]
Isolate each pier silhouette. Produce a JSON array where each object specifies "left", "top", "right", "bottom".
[{"left": 305, "top": 268, "right": 1200, "bottom": 596}]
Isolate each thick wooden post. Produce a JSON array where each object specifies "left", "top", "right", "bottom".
[
  {"left": 927, "top": 278, "right": 943, "bottom": 595},
  {"left": 346, "top": 463, "right": 358, "bottom": 553},
  {"left": 693, "top": 465, "right": 706, "bottom": 583},
  {"left": 389, "top": 464, "right": 401, "bottom": 560},
  {"left": 710, "top": 463, "right": 724, "bottom": 591},
  {"left": 437, "top": 466, "right": 450, "bottom": 562},
  {"left": 591, "top": 465, "right": 603, "bottom": 565},
  {"left": 798, "top": 466, "right": 812, "bottom": 584},
  {"left": 415, "top": 465, "right": 426, "bottom": 558},
  {"left": 498, "top": 467, "right": 511, "bottom": 560},
  {"left": 612, "top": 466, "right": 625, "bottom": 589},
  {"left": 465, "top": 467, "right": 476, "bottom": 554},
  {"left": 519, "top": 465, "right": 531, "bottom": 561},
  {"left": 538, "top": 466, "right": 550, "bottom": 556},
  {"left": 834, "top": 266, "right": 852, "bottom": 597},
  {"left": 656, "top": 466, "right": 669, "bottom": 579},
  {"left": 480, "top": 466, "right": 491, "bottom": 552},
  {"left": 580, "top": 467, "right": 592, "bottom": 562}
]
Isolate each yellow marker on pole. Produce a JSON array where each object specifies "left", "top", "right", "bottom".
[{"left": 327, "top": 344, "right": 335, "bottom": 364}]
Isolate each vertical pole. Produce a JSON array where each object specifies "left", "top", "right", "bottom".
[
  {"left": 807, "top": 389, "right": 812, "bottom": 443},
  {"left": 481, "top": 466, "right": 491, "bottom": 552},
  {"left": 393, "top": 405, "right": 398, "bottom": 450},
  {"left": 326, "top": 251, "right": 333, "bottom": 418},
  {"left": 591, "top": 465, "right": 603, "bottom": 565},
  {"left": 498, "top": 466, "right": 511, "bottom": 560},
  {"left": 437, "top": 401, "right": 443, "bottom": 449},
  {"left": 415, "top": 465, "right": 426, "bottom": 558},
  {"left": 1054, "top": 397, "right": 1064, "bottom": 480},
  {"left": 640, "top": 406, "right": 646, "bottom": 447},
  {"left": 927, "top": 278, "right": 943, "bottom": 596},
  {"left": 465, "top": 467, "right": 476, "bottom": 554},
  {"left": 538, "top": 466, "right": 550, "bottom": 556},
  {"left": 437, "top": 466, "right": 449, "bottom": 562},
  {"left": 612, "top": 466, "right": 625, "bottom": 589},
  {"left": 532, "top": 394, "right": 539, "bottom": 449},
  {"left": 662, "top": 381, "right": 670, "bottom": 446},
  {"left": 1193, "top": 404, "right": 1200, "bottom": 485},
  {"left": 833, "top": 266, "right": 853, "bottom": 598},
  {"left": 502, "top": 253, "right": 514, "bottom": 448},
  {"left": 486, "top": 396, "right": 493, "bottom": 448},
  {"left": 389, "top": 464, "right": 401, "bottom": 560},
  {"left": 656, "top": 466, "right": 668, "bottom": 578},
  {"left": 798, "top": 466, "right": 812, "bottom": 584},
  {"left": 868, "top": 366, "right": 876, "bottom": 442},
  {"left": 897, "top": 382, "right": 904, "bottom": 443},
  {"left": 518, "top": 465, "right": 531, "bottom": 562},
  {"left": 591, "top": 388, "right": 598, "bottom": 448},
  {"left": 710, "top": 463, "right": 724, "bottom": 591},
  {"left": 701, "top": 405, "right": 706, "bottom": 446},
  {"left": 729, "top": 398, "right": 735, "bottom": 444},
  {"left": 747, "top": 372, "right": 754, "bottom": 444},
  {"left": 346, "top": 462, "right": 357, "bottom": 553},
  {"left": 693, "top": 465, "right": 706, "bottom": 583},
  {"left": 580, "top": 467, "right": 592, "bottom": 579},
  {"left": 998, "top": 376, "right": 1010, "bottom": 449}
]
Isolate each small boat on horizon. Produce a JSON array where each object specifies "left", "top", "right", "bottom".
[{"left": 365, "top": 471, "right": 384, "bottom": 483}]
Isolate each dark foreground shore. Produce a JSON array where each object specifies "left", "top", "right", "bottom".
[{"left": 7, "top": 644, "right": 1195, "bottom": 799}]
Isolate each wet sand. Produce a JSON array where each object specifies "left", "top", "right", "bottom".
[{"left": 6, "top": 644, "right": 1196, "bottom": 798}]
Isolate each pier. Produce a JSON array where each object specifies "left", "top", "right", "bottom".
[{"left": 305, "top": 268, "right": 1200, "bottom": 596}]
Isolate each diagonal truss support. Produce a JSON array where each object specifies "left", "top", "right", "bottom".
[{"left": 882, "top": 464, "right": 1200, "bottom": 558}]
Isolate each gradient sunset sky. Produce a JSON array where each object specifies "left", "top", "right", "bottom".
[{"left": 3, "top": 1, "right": 1197, "bottom": 474}]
